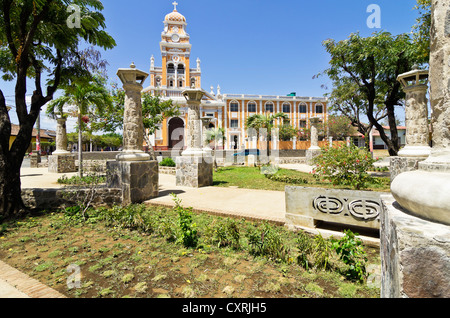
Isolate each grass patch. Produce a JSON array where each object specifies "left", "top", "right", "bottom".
[{"left": 213, "top": 166, "right": 390, "bottom": 192}]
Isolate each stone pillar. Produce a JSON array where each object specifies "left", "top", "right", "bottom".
[
  {"left": 48, "top": 117, "right": 76, "bottom": 173},
  {"left": 397, "top": 66, "right": 431, "bottom": 158},
  {"left": 176, "top": 89, "right": 213, "bottom": 188},
  {"left": 107, "top": 63, "right": 158, "bottom": 205},
  {"left": 54, "top": 118, "right": 70, "bottom": 155},
  {"left": 422, "top": 0, "right": 450, "bottom": 170},
  {"left": 381, "top": 0, "right": 450, "bottom": 298},
  {"left": 306, "top": 117, "right": 321, "bottom": 164},
  {"left": 182, "top": 89, "right": 205, "bottom": 157},
  {"left": 116, "top": 63, "right": 151, "bottom": 162},
  {"left": 390, "top": 66, "right": 431, "bottom": 181}
]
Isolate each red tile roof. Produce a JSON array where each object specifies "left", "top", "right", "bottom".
[{"left": 10, "top": 124, "right": 55, "bottom": 139}]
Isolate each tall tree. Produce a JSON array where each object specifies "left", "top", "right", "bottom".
[
  {"left": 412, "top": 0, "right": 432, "bottom": 62},
  {"left": 320, "top": 31, "right": 422, "bottom": 156},
  {"left": 47, "top": 75, "right": 113, "bottom": 177},
  {"left": 327, "top": 78, "right": 387, "bottom": 149},
  {"left": 0, "top": 0, "right": 115, "bottom": 219}
]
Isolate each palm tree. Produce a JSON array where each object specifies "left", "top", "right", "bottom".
[
  {"left": 245, "top": 112, "right": 289, "bottom": 158},
  {"left": 47, "top": 76, "right": 113, "bottom": 177},
  {"left": 206, "top": 127, "right": 226, "bottom": 171}
]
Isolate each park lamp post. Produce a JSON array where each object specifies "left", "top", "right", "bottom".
[{"left": 396, "top": 65, "right": 431, "bottom": 158}]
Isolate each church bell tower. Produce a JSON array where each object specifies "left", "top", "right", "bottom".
[{"left": 150, "top": 2, "right": 201, "bottom": 91}]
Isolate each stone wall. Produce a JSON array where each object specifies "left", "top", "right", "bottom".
[
  {"left": 159, "top": 166, "right": 176, "bottom": 175},
  {"left": 22, "top": 187, "right": 121, "bottom": 210}
]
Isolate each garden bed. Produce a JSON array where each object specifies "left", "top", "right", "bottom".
[{"left": 0, "top": 204, "right": 381, "bottom": 298}]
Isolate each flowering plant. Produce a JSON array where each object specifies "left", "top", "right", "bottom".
[{"left": 311, "top": 143, "right": 378, "bottom": 190}]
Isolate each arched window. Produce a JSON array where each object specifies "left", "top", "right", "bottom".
[
  {"left": 299, "top": 103, "right": 307, "bottom": 114},
  {"left": 230, "top": 102, "right": 239, "bottom": 112},
  {"left": 282, "top": 103, "right": 291, "bottom": 113},
  {"left": 315, "top": 104, "right": 324, "bottom": 114},
  {"left": 265, "top": 102, "right": 274, "bottom": 113},
  {"left": 178, "top": 64, "right": 185, "bottom": 74},
  {"left": 247, "top": 102, "right": 257, "bottom": 113},
  {"left": 167, "top": 63, "right": 175, "bottom": 74}
]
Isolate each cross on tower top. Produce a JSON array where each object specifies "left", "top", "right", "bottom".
[{"left": 172, "top": 1, "right": 178, "bottom": 11}]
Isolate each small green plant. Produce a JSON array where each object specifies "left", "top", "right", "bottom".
[
  {"left": 171, "top": 194, "right": 198, "bottom": 248},
  {"left": 296, "top": 230, "right": 313, "bottom": 270},
  {"left": 247, "top": 222, "right": 290, "bottom": 262},
  {"left": 313, "top": 233, "right": 332, "bottom": 270},
  {"left": 331, "top": 230, "right": 368, "bottom": 282},
  {"left": 159, "top": 157, "right": 176, "bottom": 167},
  {"left": 211, "top": 218, "right": 241, "bottom": 250},
  {"left": 312, "top": 143, "right": 379, "bottom": 190}
]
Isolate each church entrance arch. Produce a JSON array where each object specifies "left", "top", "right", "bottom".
[{"left": 168, "top": 117, "right": 185, "bottom": 149}]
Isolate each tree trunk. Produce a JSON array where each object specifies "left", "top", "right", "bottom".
[
  {"left": 0, "top": 161, "right": 27, "bottom": 220},
  {"left": 0, "top": 92, "right": 34, "bottom": 219}
]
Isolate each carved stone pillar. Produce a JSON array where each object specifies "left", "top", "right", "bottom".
[
  {"left": 176, "top": 88, "right": 213, "bottom": 187},
  {"left": 53, "top": 118, "right": 70, "bottom": 155},
  {"left": 116, "top": 63, "right": 150, "bottom": 162},
  {"left": 48, "top": 117, "right": 76, "bottom": 173},
  {"left": 106, "top": 63, "right": 158, "bottom": 204},
  {"left": 309, "top": 117, "right": 320, "bottom": 150},
  {"left": 390, "top": 67, "right": 431, "bottom": 181},
  {"left": 182, "top": 89, "right": 205, "bottom": 157},
  {"left": 306, "top": 117, "right": 321, "bottom": 164}
]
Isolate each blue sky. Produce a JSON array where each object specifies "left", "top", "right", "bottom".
[{"left": 2, "top": 0, "right": 421, "bottom": 130}]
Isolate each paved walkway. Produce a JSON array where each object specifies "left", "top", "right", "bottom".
[{"left": 0, "top": 163, "right": 379, "bottom": 298}]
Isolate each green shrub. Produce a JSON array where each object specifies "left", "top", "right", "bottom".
[
  {"left": 331, "top": 230, "right": 368, "bottom": 282},
  {"left": 159, "top": 157, "right": 176, "bottom": 167},
  {"left": 296, "top": 230, "right": 313, "bottom": 270},
  {"left": 211, "top": 218, "right": 241, "bottom": 250},
  {"left": 312, "top": 144, "right": 379, "bottom": 190},
  {"left": 57, "top": 175, "right": 105, "bottom": 185},
  {"left": 171, "top": 194, "right": 198, "bottom": 248},
  {"left": 313, "top": 233, "right": 332, "bottom": 270},
  {"left": 246, "top": 222, "right": 290, "bottom": 263}
]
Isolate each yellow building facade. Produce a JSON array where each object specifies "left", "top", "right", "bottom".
[{"left": 143, "top": 3, "right": 328, "bottom": 151}]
